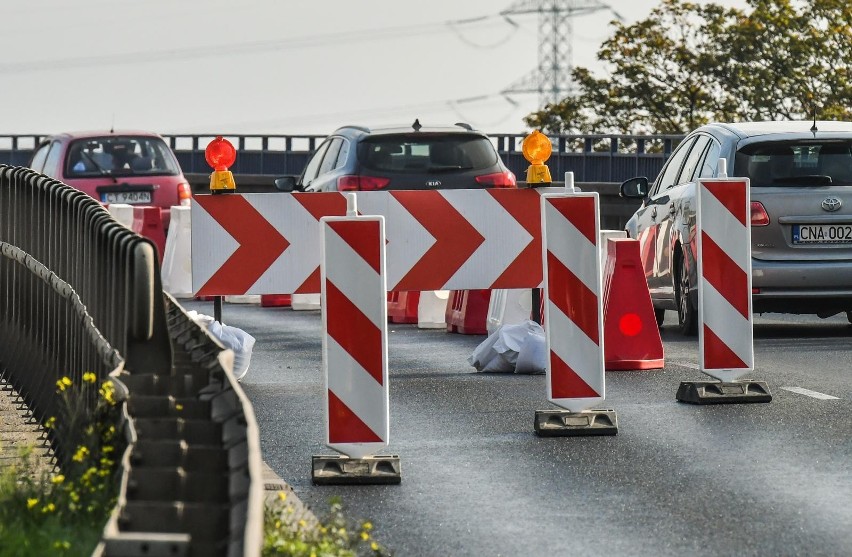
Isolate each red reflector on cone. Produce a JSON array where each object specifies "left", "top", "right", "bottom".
[{"left": 603, "top": 238, "right": 664, "bottom": 370}]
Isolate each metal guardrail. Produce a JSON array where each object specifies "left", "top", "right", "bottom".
[
  {"left": 0, "top": 132, "right": 681, "bottom": 184},
  {"left": 0, "top": 166, "right": 263, "bottom": 557}
]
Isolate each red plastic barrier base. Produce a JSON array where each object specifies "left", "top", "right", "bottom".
[
  {"left": 131, "top": 206, "right": 166, "bottom": 263},
  {"left": 445, "top": 290, "right": 491, "bottom": 335},
  {"left": 261, "top": 294, "right": 292, "bottom": 307},
  {"left": 387, "top": 291, "right": 420, "bottom": 324},
  {"left": 603, "top": 238, "right": 664, "bottom": 370}
]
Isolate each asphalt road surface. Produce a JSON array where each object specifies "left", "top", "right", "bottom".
[{"left": 184, "top": 300, "right": 851, "bottom": 556}]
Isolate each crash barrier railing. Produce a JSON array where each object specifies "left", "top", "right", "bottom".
[
  {"left": 98, "top": 294, "right": 264, "bottom": 557},
  {"left": 0, "top": 132, "right": 683, "bottom": 183},
  {"left": 0, "top": 165, "right": 263, "bottom": 556}
]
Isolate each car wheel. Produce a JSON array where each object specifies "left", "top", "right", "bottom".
[
  {"left": 654, "top": 308, "right": 666, "bottom": 327},
  {"left": 675, "top": 252, "right": 698, "bottom": 336},
  {"left": 847, "top": 311, "right": 852, "bottom": 325}
]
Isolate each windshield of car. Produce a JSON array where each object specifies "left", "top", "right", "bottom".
[
  {"left": 65, "top": 136, "right": 181, "bottom": 178},
  {"left": 736, "top": 140, "right": 852, "bottom": 186},
  {"left": 357, "top": 134, "right": 498, "bottom": 173}
]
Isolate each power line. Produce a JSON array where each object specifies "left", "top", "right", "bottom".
[{"left": 0, "top": 14, "right": 520, "bottom": 75}]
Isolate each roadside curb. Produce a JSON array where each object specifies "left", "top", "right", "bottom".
[{"left": 261, "top": 461, "right": 320, "bottom": 530}]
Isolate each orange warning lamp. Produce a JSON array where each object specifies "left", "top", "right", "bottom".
[
  {"left": 206, "top": 136, "right": 237, "bottom": 192},
  {"left": 522, "top": 130, "right": 553, "bottom": 185}
]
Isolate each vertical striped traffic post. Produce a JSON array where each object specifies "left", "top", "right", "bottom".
[
  {"left": 534, "top": 192, "right": 618, "bottom": 436},
  {"left": 312, "top": 194, "right": 401, "bottom": 484},
  {"left": 677, "top": 168, "right": 771, "bottom": 404}
]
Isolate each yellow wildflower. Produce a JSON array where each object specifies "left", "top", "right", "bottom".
[
  {"left": 371, "top": 542, "right": 379, "bottom": 551},
  {"left": 45, "top": 416, "right": 56, "bottom": 429},
  {"left": 69, "top": 491, "right": 80, "bottom": 503},
  {"left": 362, "top": 521, "right": 373, "bottom": 531},
  {"left": 53, "top": 541, "right": 70, "bottom": 550},
  {"left": 61, "top": 376, "right": 72, "bottom": 386},
  {"left": 42, "top": 503, "right": 56, "bottom": 513},
  {"left": 27, "top": 498, "right": 38, "bottom": 509},
  {"left": 274, "top": 520, "right": 281, "bottom": 529},
  {"left": 72, "top": 446, "right": 90, "bottom": 462},
  {"left": 82, "top": 371, "right": 97, "bottom": 383},
  {"left": 361, "top": 531, "right": 370, "bottom": 541},
  {"left": 277, "top": 491, "right": 287, "bottom": 501},
  {"left": 99, "top": 381, "right": 116, "bottom": 404},
  {"left": 298, "top": 519, "right": 307, "bottom": 528},
  {"left": 51, "top": 474, "right": 65, "bottom": 484},
  {"left": 175, "top": 403, "right": 184, "bottom": 411}
]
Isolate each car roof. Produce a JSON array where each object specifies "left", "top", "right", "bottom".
[
  {"left": 332, "top": 123, "right": 485, "bottom": 138},
  {"left": 703, "top": 120, "right": 852, "bottom": 140},
  {"left": 46, "top": 130, "right": 166, "bottom": 142}
]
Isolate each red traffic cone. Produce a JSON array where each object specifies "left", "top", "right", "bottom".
[{"left": 603, "top": 238, "right": 664, "bottom": 370}]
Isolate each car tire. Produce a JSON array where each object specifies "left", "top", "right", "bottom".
[
  {"left": 675, "top": 252, "right": 698, "bottom": 336},
  {"left": 654, "top": 308, "right": 666, "bottom": 327},
  {"left": 847, "top": 311, "right": 852, "bottom": 325}
]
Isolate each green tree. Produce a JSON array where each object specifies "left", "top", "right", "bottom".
[{"left": 525, "top": 0, "right": 852, "bottom": 134}]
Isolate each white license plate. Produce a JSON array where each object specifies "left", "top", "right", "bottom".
[
  {"left": 102, "top": 191, "right": 152, "bottom": 204},
  {"left": 793, "top": 224, "right": 852, "bottom": 244}
]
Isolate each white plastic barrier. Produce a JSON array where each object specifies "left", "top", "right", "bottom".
[
  {"left": 161, "top": 206, "right": 193, "bottom": 298},
  {"left": 486, "top": 289, "right": 533, "bottom": 335},
  {"left": 417, "top": 290, "right": 450, "bottom": 329},
  {"left": 108, "top": 203, "right": 135, "bottom": 229},
  {"left": 225, "top": 295, "right": 262, "bottom": 304},
  {"left": 291, "top": 293, "right": 321, "bottom": 310},
  {"left": 600, "top": 230, "right": 628, "bottom": 269}
]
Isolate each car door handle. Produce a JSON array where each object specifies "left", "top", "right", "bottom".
[
  {"left": 651, "top": 207, "right": 657, "bottom": 219},
  {"left": 669, "top": 203, "right": 676, "bottom": 215}
]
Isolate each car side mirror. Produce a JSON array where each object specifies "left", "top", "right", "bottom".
[
  {"left": 620, "top": 177, "right": 649, "bottom": 199},
  {"left": 274, "top": 176, "right": 299, "bottom": 192}
]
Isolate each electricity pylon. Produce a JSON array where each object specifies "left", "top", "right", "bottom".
[{"left": 501, "top": 0, "right": 623, "bottom": 106}]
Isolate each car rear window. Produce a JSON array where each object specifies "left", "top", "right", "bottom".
[
  {"left": 65, "top": 136, "right": 181, "bottom": 178},
  {"left": 737, "top": 140, "right": 852, "bottom": 186},
  {"left": 357, "top": 134, "right": 498, "bottom": 173}
]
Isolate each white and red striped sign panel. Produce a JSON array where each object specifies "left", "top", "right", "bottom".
[
  {"left": 191, "top": 189, "right": 559, "bottom": 295},
  {"left": 541, "top": 193, "right": 605, "bottom": 412},
  {"left": 696, "top": 178, "right": 754, "bottom": 381},
  {"left": 321, "top": 215, "right": 389, "bottom": 458}
]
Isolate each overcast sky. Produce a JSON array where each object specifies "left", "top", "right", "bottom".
[{"left": 2, "top": 0, "right": 746, "bottom": 136}]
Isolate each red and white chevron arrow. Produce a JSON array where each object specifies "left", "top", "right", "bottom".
[
  {"left": 321, "top": 214, "right": 389, "bottom": 458},
  {"left": 541, "top": 193, "right": 605, "bottom": 412},
  {"left": 192, "top": 189, "right": 555, "bottom": 295},
  {"left": 696, "top": 179, "right": 754, "bottom": 381}
]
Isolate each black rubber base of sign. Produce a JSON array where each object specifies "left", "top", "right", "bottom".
[
  {"left": 311, "top": 455, "right": 401, "bottom": 485},
  {"left": 534, "top": 409, "right": 618, "bottom": 437},
  {"left": 676, "top": 380, "right": 772, "bottom": 404}
]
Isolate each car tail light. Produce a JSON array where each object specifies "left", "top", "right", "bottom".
[
  {"left": 475, "top": 170, "right": 517, "bottom": 188},
  {"left": 750, "top": 201, "right": 770, "bottom": 226},
  {"left": 177, "top": 182, "right": 192, "bottom": 206},
  {"left": 337, "top": 175, "right": 390, "bottom": 191}
]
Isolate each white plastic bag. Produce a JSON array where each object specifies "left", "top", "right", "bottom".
[
  {"left": 194, "top": 315, "right": 256, "bottom": 381},
  {"left": 468, "top": 320, "right": 546, "bottom": 374}
]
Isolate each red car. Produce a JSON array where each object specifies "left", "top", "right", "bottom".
[{"left": 28, "top": 130, "right": 192, "bottom": 230}]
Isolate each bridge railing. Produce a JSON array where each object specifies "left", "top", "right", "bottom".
[
  {"left": 1, "top": 132, "right": 682, "bottom": 183},
  {"left": 0, "top": 166, "right": 263, "bottom": 557}
]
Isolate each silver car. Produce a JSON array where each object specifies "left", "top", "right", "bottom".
[{"left": 620, "top": 120, "right": 852, "bottom": 335}]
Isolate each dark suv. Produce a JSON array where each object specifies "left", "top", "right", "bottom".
[{"left": 276, "top": 121, "right": 516, "bottom": 192}]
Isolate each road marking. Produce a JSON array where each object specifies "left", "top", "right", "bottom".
[{"left": 780, "top": 387, "right": 839, "bottom": 400}]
